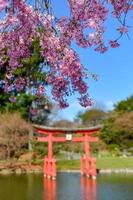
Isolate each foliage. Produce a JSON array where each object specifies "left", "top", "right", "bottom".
[
  {"left": 100, "top": 112, "right": 133, "bottom": 151},
  {"left": 0, "top": 92, "right": 52, "bottom": 124},
  {"left": 0, "top": 89, "right": 10, "bottom": 113},
  {"left": 0, "top": 35, "right": 47, "bottom": 98},
  {"left": 0, "top": 112, "right": 32, "bottom": 160},
  {"left": 31, "top": 140, "right": 48, "bottom": 159},
  {"left": 52, "top": 119, "right": 76, "bottom": 128},
  {"left": 0, "top": 93, "right": 34, "bottom": 120},
  {"left": 76, "top": 108, "right": 107, "bottom": 126},
  {"left": 0, "top": 0, "right": 133, "bottom": 107},
  {"left": 115, "top": 95, "right": 133, "bottom": 113},
  {"left": 0, "top": 34, "right": 51, "bottom": 124}
]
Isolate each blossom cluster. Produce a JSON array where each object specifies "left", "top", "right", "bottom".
[{"left": 0, "top": 0, "right": 133, "bottom": 107}]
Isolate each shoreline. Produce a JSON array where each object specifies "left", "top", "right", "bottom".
[
  {"left": 57, "top": 169, "right": 133, "bottom": 174},
  {"left": 1, "top": 158, "right": 133, "bottom": 175},
  {"left": 1, "top": 167, "right": 133, "bottom": 175}
]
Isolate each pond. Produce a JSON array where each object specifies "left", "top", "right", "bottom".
[{"left": 0, "top": 173, "right": 133, "bottom": 200}]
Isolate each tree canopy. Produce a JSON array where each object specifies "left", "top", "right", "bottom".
[
  {"left": 115, "top": 95, "right": 133, "bottom": 112},
  {"left": 0, "top": 92, "right": 51, "bottom": 124},
  {"left": 101, "top": 111, "right": 133, "bottom": 150},
  {"left": 76, "top": 108, "right": 107, "bottom": 126},
  {"left": 101, "top": 96, "right": 133, "bottom": 151},
  {"left": 0, "top": 0, "right": 133, "bottom": 107}
]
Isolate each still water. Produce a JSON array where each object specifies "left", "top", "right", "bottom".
[{"left": 0, "top": 173, "right": 133, "bottom": 200}]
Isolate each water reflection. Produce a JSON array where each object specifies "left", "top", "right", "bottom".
[
  {"left": 81, "top": 177, "right": 97, "bottom": 200},
  {"left": 1, "top": 173, "right": 133, "bottom": 200},
  {"left": 43, "top": 175, "right": 97, "bottom": 200},
  {"left": 43, "top": 179, "right": 57, "bottom": 200}
]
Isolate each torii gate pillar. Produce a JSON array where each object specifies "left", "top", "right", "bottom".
[
  {"left": 45, "top": 132, "right": 56, "bottom": 180},
  {"left": 34, "top": 125, "right": 101, "bottom": 180},
  {"left": 80, "top": 135, "right": 97, "bottom": 179}
]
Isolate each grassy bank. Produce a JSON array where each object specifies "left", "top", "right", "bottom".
[
  {"left": 0, "top": 157, "right": 133, "bottom": 172},
  {"left": 57, "top": 157, "right": 133, "bottom": 170},
  {"left": 97, "top": 157, "right": 133, "bottom": 169}
]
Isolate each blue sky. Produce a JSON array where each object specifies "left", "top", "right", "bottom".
[{"left": 50, "top": 1, "right": 133, "bottom": 121}]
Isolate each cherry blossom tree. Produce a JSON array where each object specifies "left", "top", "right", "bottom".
[{"left": 0, "top": 0, "right": 132, "bottom": 107}]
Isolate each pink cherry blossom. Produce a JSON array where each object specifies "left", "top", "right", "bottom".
[
  {"left": 9, "top": 96, "right": 16, "bottom": 103},
  {"left": 109, "top": 40, "right": 120, "bottom": 48},
  {"left": 0, "top": 0, "right": 8, "bottom": 11},
  {"left": 0, "top": 0, "right": 133, "bottom": 108},
  {"left": 117, "top": 26, "right": 129, "bottom": 34}
]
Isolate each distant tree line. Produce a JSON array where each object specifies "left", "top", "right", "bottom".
[{"left": 75, "top": 96, "right": 133, "bottom": 155}]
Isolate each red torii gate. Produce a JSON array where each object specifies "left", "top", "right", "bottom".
[{"left": 34, "top": 125, "right": 102, "bottom": 180}]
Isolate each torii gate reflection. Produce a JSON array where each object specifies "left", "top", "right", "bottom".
[
  {"left": 34, "top": 125, "right": 102, "bottom": 180},
  {"left": 43, "top": 178, "right": 57, "bottom": 200},
  {"left": 81, "top": 177, "right": 97, "bottom": 200},
  {"left": 43, "top": 176, "right": 97, "bottom": 200}
]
